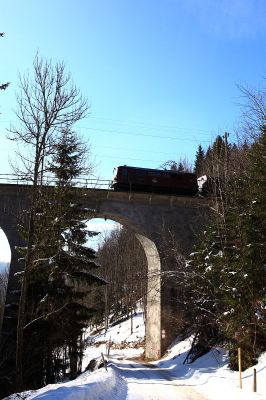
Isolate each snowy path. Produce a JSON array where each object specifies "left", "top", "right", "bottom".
[
  {"left": 7, "top": 312, "right": 266, "bottom": 400},
  {"left": 110, "top": 360, "right": 207, "bottom": 400}
]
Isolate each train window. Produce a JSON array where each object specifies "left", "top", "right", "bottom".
[{"left": 122, "top": 169, "right": 128, "bottom": 176}]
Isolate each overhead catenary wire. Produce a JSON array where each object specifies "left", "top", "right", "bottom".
[
  {"left": 84, "top": 115, "right": 220, "bottom": 136},
  {"left": 78, "top": 126, "right": 212, "bottom": 143},
  {"left": 0, "top": 116, "right": 234, "bottom": 167},
  {"left": 92, "top": 154, "right": 194, "bottom": 166},
  {"left": 0, "top": 115, "right": 223, "bottom": 135},
  {"left": 0, "top": 119, "right": 223, "bottom": 143},
  {"left": 93, "top": 144, "right": 195, "bottom": 157}
]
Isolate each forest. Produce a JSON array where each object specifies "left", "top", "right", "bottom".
[{"left": 0, "top": 53, "right": 265, "bottom": 397}]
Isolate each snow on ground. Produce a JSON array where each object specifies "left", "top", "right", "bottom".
[
  {"left": 7, "top": 368, "right": 127, "bottom": 400},
  {"left": 153, "top": 337, "right": 266, "bottom": 400},
  {"left": 82, "top": 311, "right": 145, "bottom": 369},
  {"left": 5, "top": 311, "right": 266, "bottom": 400}
]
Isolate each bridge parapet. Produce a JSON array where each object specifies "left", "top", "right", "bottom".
[{"left": 0, "top": 174, "right": 112, "bottom": 190}]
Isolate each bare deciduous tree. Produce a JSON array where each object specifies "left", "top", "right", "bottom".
[
  {"left": 97, "top": 227, "right": 148, "bottom": 331},
  {"left": 7, "top": 54, "right": 89, "bottom": 390},
  {"left": 237, "top": 83, "right": 266, "bottom": 140},
  {"left": 160, "top": 158, "right": 192, "bottom": 172}
]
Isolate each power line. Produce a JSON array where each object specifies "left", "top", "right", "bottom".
[
  {"left": 93, "top": 144, "right": 195, "bottom": 157},
  {"left": 0, "top": 119, "right": 220, "bottom": 142},
  {"left": 93, "top": 153, "right": 194, "bottom": 166},
  {"left": 79, "top": 126, "right": 211, "bottom": 143},
  {"left": 1, "top": 118, "right": 236, "bottom": 145},
  {"left": 87, "top": 115, "right": 218, "bottom": 136}
]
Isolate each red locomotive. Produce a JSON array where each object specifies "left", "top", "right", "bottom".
[{"left": 111, "top": 166, "right": 198, "bottom": 195}]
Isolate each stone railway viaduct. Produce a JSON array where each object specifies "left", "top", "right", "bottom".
[{"left": 0, "top": 183, "right": 209, "bottom": 375}]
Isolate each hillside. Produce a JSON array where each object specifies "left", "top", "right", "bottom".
[{"left": 6, "top": 310, "right": 266, "bottom": 400}]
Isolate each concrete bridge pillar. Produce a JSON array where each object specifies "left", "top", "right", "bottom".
[{"left": 136, "top": 234, "right": 161, "bottom": 359}]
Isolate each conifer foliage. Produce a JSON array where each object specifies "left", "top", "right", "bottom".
[
  {"left": 4, "top": 54, "right": 89, "bottom": 393},
  {"left": 2, "top": 54, "right": 103, "bottom": 396},
  {"left": 194, "top": 144, "right": 205, "bottom": 176},
  {"left": 186, "top": 122, "right": 266, "bottom": 369},
  {"left": 23, "top": 129, "right": 104, "bottom": 387}
]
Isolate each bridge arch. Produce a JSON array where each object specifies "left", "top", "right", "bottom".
[
  {"left": 88, "top": 212, "right": 161, "bottom": 359},
  {"left": 0, "top": 184, "right": 209, "bottom": 376}
]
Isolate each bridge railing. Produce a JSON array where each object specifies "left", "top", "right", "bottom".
[{"left": 0, "top": 174, "right": 113, "bottom": 190}]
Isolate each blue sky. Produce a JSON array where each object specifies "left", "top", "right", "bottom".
[
  {"left": 1, "top": 0, "right": 266, "bottom": 180},
  {"left": 0, "top": 0, "right": 266, "bottom": 264}
]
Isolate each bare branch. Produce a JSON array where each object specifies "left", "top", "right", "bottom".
[{"left": 24, "top": 302, "right": 70, "bottom": 330}]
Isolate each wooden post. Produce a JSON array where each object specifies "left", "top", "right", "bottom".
[
  {"left": 253, "top": 368, "right": 257, "bottom": 392},
  {"left": 101, "top": 352, "right": 107, "bottom": 372},
  {"left": 107, "top": 337, "right": 112, "bottom": 356},
  {"left": 238, "top": 347, "right": 242, "bottom": 389}
]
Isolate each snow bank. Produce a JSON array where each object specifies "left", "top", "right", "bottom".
[
  {"left": 6, "top": 311, "right": 266, "bottom": 400},
  {"left": 154, "top": 337, "right": 266, "bottom": 400},
  {"left": 8, "top": 368, "right": 127, "bottom": 400}
]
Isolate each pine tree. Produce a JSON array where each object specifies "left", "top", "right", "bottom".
[
  {"left": 194, "top": 145, "right": 205, "bottom": 176},
  {"left": 186, "top": 128, "right": 266, "bottom": 369},
  {"left": 46, "top": 129, "right": 104, "bottom": 380},
  {"left": 22, "top": 129, "right": 105, "bottom": 387},
  {"left": 184, "top": 220, "right": 225, "bottom": 362},
  {"left": 6, "top": 54, "right": 88, "bottom": 392}
]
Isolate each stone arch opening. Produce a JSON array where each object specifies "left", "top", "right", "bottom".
[
  {"left": 0, "top": 227, "right": 11, "bottom": 271},
  {"left": 0, "top": 227, "right": 11, "bottom": 329},
  {"left": 87, "top": 213, "right": 162, "bottom": 359},
  {"left": 0, "top": 209, "right": 27, "bottom": 344}
]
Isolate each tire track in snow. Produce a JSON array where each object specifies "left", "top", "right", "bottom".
[{"left": 109, "top": 361, "right": 207, "bottom": 400}]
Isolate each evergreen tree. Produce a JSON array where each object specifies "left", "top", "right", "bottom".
[
  {"left": 184, "top": 220, "right": 225, "bottom": 362},
  {"left": 22, "top": 129, "right": 105, "bottom": 387},
  {"left": 6, "top": 54, "right": 88, "bottom": 392},
  {"left": 194, "top": 145, "right": 205, "bottom": 176},
  {"left": 177, "top": 162, "right": 184, "bottom": 172},
  {"left": 186, "top": 127, "right": 266, "bottom": 369}
]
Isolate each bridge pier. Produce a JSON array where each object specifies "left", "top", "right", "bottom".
[{"left": 136, "top": 234, "right": 161, "bottom": 359}]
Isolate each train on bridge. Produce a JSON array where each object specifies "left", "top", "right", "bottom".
[
  {"left": 111, "top": 165, "right": 199, "bottom": 195},
  {"left": 0, "top": 169, "right": 212, "bottom": 196}
]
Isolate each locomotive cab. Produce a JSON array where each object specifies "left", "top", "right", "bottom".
[{"left": 111, "top": 166, "right": 129, "bottom": 190}]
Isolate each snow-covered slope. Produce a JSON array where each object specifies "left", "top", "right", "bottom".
[
  {"left": 6, "top": 311, "right": 266, "bottom": 400},
  {"left": 82, "top": 311, "right": 145, "bottom": 369},
  {"left": 154, "top": 337, "right": 266, "bottom": 400}
]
